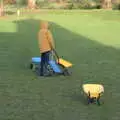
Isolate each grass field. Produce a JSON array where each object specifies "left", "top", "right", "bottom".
[{"left": 0, "top": 10, "right": 120, "bottom": 120}]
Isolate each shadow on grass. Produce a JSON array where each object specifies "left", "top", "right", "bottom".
[
  {"left": 0, "top": 18, "right": 120, "bottom": 107},
  {"left": 71, "top": 90, "right": 87, "bottom": 105}
]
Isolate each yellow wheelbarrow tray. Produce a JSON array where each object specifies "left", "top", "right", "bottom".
[
  {"left": 56, "top": 58, "right": 73, "bottom": 68},
  {"left": 82, "top": 84, "right": 104, "bottom": 105}
]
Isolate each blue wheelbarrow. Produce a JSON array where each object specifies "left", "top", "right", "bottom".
[{"left": 30, "top": 56, "right": 72, "bottom": 76}]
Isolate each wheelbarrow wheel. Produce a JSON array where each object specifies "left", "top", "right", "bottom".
[
  {"left": 30, "top": 63, "right": 33, "bottom": 69},
  {"left": 63, "top": 68, "right": 71, "bottom": 76},
  {"left": 87, "top": 92, "right": 90, "bottom": 105},
  {"left": 87, "top": 96, "right": 91, "bottom": 105},
  {"left": 46, "top": 64, "right": 54, "bottom": 76},
  {"left": 58, "top": 64, "right": 71, "bottom": 76},
  {"left": 87, "top": 92, "right": 91, "bottom": 105}
]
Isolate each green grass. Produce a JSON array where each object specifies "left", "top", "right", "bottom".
[{"left": 0, "top": 10, "right": 120, "bottom": 120}]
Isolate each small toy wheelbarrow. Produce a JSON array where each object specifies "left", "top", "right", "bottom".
[
  {"left": 82, "top": 84, "right": 104, "bottom": 105},
  {"left": 30, "top": 57, "right": 72, "bottom": 76},
  {"left": 30, "top": 49, "right": 73, "bottom": 76}
]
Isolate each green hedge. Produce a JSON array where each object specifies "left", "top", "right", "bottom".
[{"left": 112, "top": 3, "right": 120, "bottom": 10}]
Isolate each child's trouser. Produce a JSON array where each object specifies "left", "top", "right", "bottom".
[{"left": 40, "top": 51, "right": 51, "bottom": 75}]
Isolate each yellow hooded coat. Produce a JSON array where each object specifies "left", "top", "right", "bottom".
[{"left": 38, "top": 21, "right": 55, "bottom": 53}]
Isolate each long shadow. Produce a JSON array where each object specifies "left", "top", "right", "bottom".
[{"left": 0, "top": 18, "right": 120, "bottom": 106}]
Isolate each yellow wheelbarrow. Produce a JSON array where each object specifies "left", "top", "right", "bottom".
[{"left": 82, "top": 84, "right": 104, "bottom": 105}]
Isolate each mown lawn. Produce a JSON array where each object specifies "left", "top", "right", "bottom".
[{"left": 0, "top": 10, "right": 120, "bottom": 120}]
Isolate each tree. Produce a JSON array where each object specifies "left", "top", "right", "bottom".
[
  {"left": 28, "top": 0, "right": 36, "bottom": 9},
  {"left": 102, "top": 0, "right": 112, "bottom": 9},
  {"left": 4, "top": 0, "right": 16, "bottom": 4},
  {"left": 16, "top": 0, "right": 27, "bottom": 6},
  {"left": 0, "top": 0, "right": 4, "bottom": 16}
]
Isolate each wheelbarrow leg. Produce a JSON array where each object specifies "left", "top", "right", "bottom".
[
  {"left": 87, "top": 91, "right": 91, "bottom": 104},
  {"left": 97, "top": 94, "right": 101, "bottom": 106}
]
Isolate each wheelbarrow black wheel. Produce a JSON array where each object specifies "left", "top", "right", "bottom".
[
  {"left": 63, "top": 68, "right": 71, "bottom": 76},
  {"left": 58, "top": 64, "right": 71, "bottom": 76},
  {"left": 87, "top": 96, "right": 91, "bottom": 105},
  {"left": 46, "top": 64, "right": 54, "bottom": 76},
  {"left": 87, "top": 91, "right": 91, "bottom": 105},
  {"left": 30, "top": 63, "right": 33, "bottom": 69}
]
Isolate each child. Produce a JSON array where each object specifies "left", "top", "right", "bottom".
[
  {"left": 17, "top": 9, "right": 20, "bottom": 17},
  {"left": 38, "top": 21, "right": 55, "bottom": 76}
]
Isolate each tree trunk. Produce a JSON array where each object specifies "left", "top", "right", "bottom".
[
  {"left": 102, "top": 0, "right": 112, "bottom": 9},
  {"left": 28, "top": 0, "right": 36, "bottom": 9},
  {"left": 0, "top": 0, "right": 4, "bottom": 17}
]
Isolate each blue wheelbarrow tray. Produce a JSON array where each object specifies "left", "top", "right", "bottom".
[{"left": 31, "top": 57, "right": 62, "bottom": 74}]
